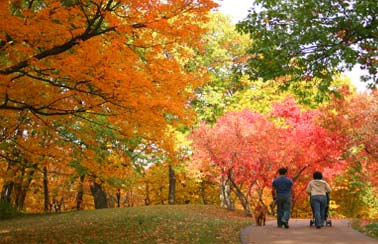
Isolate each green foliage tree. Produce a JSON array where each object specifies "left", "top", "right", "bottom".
[
  {"left": 333, "top": 160, "right": 375, "bottom": 218},
  {"left": 236, "top": 0, "right": 378, "bottom": 92},
  {"left": 227, "top": 75, "right": 355, "bottom": 116},
  {"left": 191, "top": 13, "right": 251, "bottom": 124}
]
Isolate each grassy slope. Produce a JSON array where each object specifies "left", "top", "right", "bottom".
[{"left": 0, "top": 205, "right": 253, "bottom": 244}]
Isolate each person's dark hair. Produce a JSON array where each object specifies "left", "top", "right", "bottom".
[
  {"left": 278, "top": 167, "right": 287, "bottom": 175},
  {"left": 313, "top": 171, "right": 323, "bottom": 180}
]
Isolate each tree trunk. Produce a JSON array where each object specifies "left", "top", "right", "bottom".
[
  {"left": 13, "top": 167, "right": 25, "bottom": 210},
  {"left": 125, "top": 190, "right": 134, "bottom": 207},
  {"left": 1, "top": 160, "right": 16, "bottom": 203},
  {"left": 116, "top": 189, "right": 121, "bottom": 208},
  {"left": 230, "top": 180, "right": 252, "bottom": 216},
  {"left": 228, "top": 169, "right": 252, "bottom": 216},
  {"left": 144, "top": 182, "right": 150, "bottom": 206},
  {"left": 43, "top": 167, "right": 50, "bottom": 212},
  {"left": 76, "top": 175, "right": 85, "bottom": 210},
  {"left": 220, "top": 174, "right": 233, "bottom": 210},
  {"left": 168, "top": 165, "right": 176, "bottom": 205},
  {"left": 1, "top": 182, "right": 14, "bottom": 203},
  {"left": 89, "top": 181, "right": 107, "bottom": 209},
  {"left": 15, "top": 169, "right": 35, "bottom": 210},
  {"left": 200, "top": 180, "right": 208, "bottom": 205}
]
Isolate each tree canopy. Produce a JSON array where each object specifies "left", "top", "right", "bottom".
[
  {"left": 236, "top": 0, "right": 378, "bottom": 91},
  {"left": 0, "top": 0, "right": 217, "bottom": 210},
  {"left": 0, "top": 0, "right": 216, "bottom": 147},
  {"left": 1, "top": 1, "right": 377, "bottom": 220},
  {"left": 191, "top": 98, "right": 347, "bottom": 215}
]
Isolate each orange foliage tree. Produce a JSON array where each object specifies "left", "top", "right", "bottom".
[
  {"left": 317, "top": 87, "right": 378, "bottom": 217},
  {"left": 318, "top": 87, "right": 378, "bottom": 184},
  {"left": 0, "top": 0, "right": 217, "bottom": 211}
]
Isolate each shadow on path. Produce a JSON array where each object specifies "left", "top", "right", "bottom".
[{"left": 240, "top": 219, "right": 378, "bottom": 244}]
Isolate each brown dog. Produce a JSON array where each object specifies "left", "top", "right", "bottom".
[{"left": 254, "top": 204, "right": 267, "bottom": 226}]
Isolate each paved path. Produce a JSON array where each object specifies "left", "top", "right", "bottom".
[{"left": 240, "top": 219, "right": 378, "bottom": 244}]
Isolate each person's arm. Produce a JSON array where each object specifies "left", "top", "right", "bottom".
[
  {"left": 325, "top": 181, "right": 332, "bottom": 193},
  {"left": 306, "top": 182, "right": 311, "bottom": 195},
  {"left": 272, "top": 181, "right": 276, "bottom": 200}
]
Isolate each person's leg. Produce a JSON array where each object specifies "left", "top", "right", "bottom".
[
  {"left": 311, "top": 196, "right": 322, "bottom": 228},
  {"left": 281, "top": 196, "right": 291, "bottom": 228},
  {"left": 310, "top": 195, "right": 315, "bottom": 224},
  {"left": 276, "top": 198, "right": 283, "bottom": 227},
  {"left": 319, "top": 196, "right": 326, "bottom": 226}
]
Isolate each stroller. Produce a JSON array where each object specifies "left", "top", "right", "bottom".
[{"left": 310, "top": 192, "right": 332, "bottom": 227}]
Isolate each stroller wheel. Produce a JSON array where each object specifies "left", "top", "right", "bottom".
[
  {"left": 326, "top": 220, "right": 332, "bottom": 227},
  {"left": 310, "top": 219, "right": 314, "bottom": 227}
]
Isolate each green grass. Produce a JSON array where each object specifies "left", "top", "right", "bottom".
[
  {"left": 351, "top": 219, "right": 378, "bottom": 239},
  {"left": 0, "top": 205, "right": 253, "bottom": 244}
]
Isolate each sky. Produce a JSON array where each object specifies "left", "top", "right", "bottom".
[
  {"left": 215, "top": 0, "right": 368, "bottom": 93},
  {"left": 215, "top": 0, "right": 254, "bottom": 23}
]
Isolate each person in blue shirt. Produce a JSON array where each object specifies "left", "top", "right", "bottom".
[{"left": 272, "top": 167, "right": 293, "bottom": 228}]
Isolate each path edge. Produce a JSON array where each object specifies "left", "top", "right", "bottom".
[{"left": 240, "top": 225, "right": 254, "bottom": 244}]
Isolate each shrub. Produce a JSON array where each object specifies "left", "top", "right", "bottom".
[
  {"left": 351, "top": 219, "right": 378, "bottom": 240},
  {"left": 0, "top": 200, "right": 19, "bottom": 220},
  {"left": 365, "top": 222, "right": 378, "bottom": 239}
]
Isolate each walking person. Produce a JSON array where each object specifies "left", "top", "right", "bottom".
[
  {"left": 306, "top": 171, "right": 332, "bottom": 229},
  {"left": 272, "top": 167, "right": 293, "bottom": 228}
]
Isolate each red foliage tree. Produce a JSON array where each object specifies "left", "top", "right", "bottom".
[
  {"left": 191, "top": 109, "right": 279, "bottom": 215},
  {"left": 191, "top": 97, "right": 347, "bottom": 215},
  {"left": 270, "top": 97, "right": 347, "bottom": 206}
]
